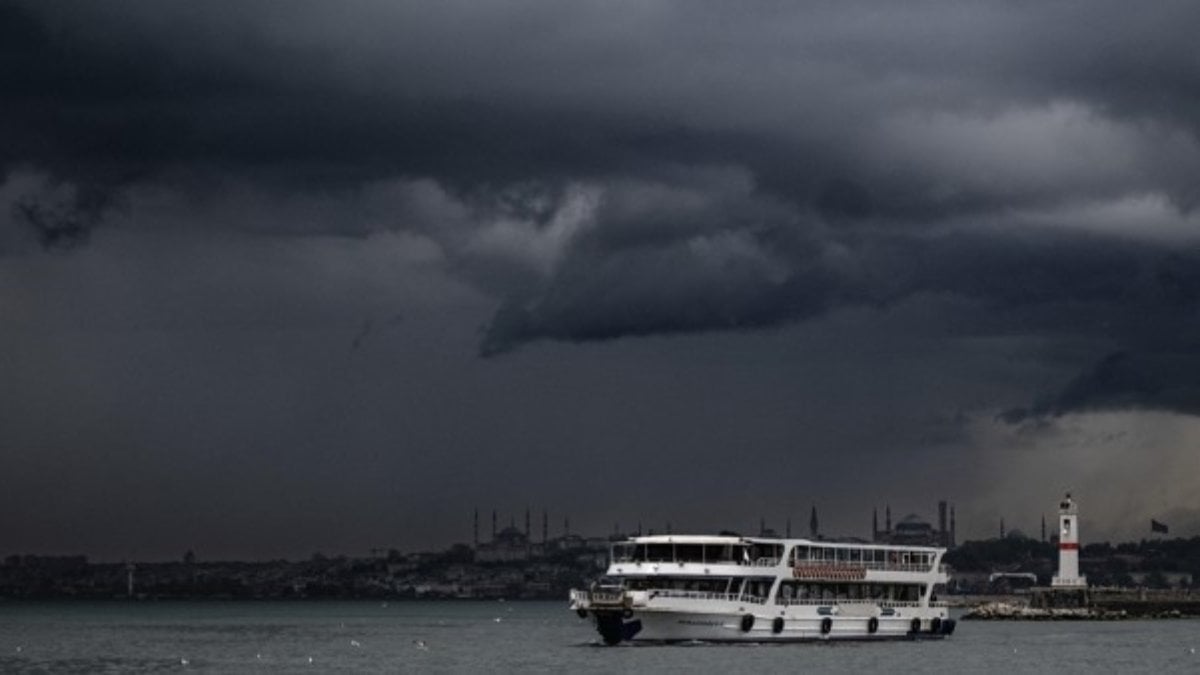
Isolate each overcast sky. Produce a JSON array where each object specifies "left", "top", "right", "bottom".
[{"left": 3, "top": 0, "right": 1200, "bottom": 561}]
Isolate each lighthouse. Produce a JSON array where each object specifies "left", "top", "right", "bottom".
[{"left": 1050, "top": 493, "right": 1086, "bottom": 588}]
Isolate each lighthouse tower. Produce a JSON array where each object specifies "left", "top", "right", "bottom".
[{"left": 1050, "top": 493, "right": 1086, "bottom": 588}]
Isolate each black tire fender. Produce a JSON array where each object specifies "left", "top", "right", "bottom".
[
  {"left": 740, "top": 614, "right": 755, "bottom": 632},
  {"left": 820, "top": 617, "right": 832, "bottom": 635},
  {"left": 867, "top": 616, "right": 879, "bottom": 634}
]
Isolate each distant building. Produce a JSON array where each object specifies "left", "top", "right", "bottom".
[
  {"left": 872, "top": 500, "right": 955, "bottom": 547},
  {"left": 475, "top": 526, "right": 531, "bottom": 563}
]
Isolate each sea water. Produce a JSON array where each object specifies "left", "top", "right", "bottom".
[{"left": 1, "top": 601, "right": 1197, "bottom": 674}]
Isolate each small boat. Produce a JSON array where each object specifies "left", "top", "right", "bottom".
[{"left": 569, "top": 534, "right": 954, "bottom": 644}]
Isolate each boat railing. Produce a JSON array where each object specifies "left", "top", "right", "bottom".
[
  {"left": 610, "top": 557, "right": 947, "bottom": 573},
  {"left": 645, "top": 589, "right": 768, "bottom": 604},
  {"left": 774, "top": 599, "right": 947, "bottom": 608},
  {"left": 610, "top": 556, "right": 783, "bottom": 567},
  {"left": 791, "top": 560, "right": 944, "bottom": 574}
]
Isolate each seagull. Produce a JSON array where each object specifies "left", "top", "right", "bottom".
[
  {"left": 350, "top": 640, "right": 361, "bottom": 648},
  {"left": 180, "top": 658, "right": 189, "bottom": 666},
  {"left": 494, "top": 617, "right": 503, "bottom": 623},
  {"left": 308, "top": 656, "right": 314, "bottom": 664},
  {"left": 414, "top": 639, "right": 428, "bottom": 651}
]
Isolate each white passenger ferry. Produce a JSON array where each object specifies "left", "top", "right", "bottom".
[{"left": 569, "top": 535, "right": 954, "bottom": 644}]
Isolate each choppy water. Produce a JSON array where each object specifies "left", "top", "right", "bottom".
[{"left": 1, "top": 601, "right": 1197, "bottom": 673}]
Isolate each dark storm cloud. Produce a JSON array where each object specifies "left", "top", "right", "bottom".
[
  {"left": 13, "top": 195, "right": 93, "bottom": 250},
  {"left": 481, "top": 226, "right": 1200, "bottom": 354},
  {"left": 4, "top": 0, "right": 1200, "bottom": 418},
  {"left": 1001, "top": 351, "right": 1200, "bottom": 423},
  {"left": 4, "top": 1, "right": 1195, "bottom": 203}
]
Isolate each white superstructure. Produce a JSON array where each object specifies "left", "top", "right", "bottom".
[
  {"left": 1051, "top": 494, "right": 1086, "bottom": 588},
  {"left": 569, "top": 534, "right": 953, "bottom": 644}
]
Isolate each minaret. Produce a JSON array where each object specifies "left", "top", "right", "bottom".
[
  {"left": 786, "top": 518, "right": 792, "bottom": 538},
  {"left": 872, "top": 507, "right": 879, "bottom": 541},
  {"left": 473, "top": 508, "right": 479, "bottom": 547},
  {"left": 938, "top": 500, "right": 948, "bottom": 543},
  {"left": 809, "top": 505, "right": 819, "bottom": 539},
  {"left": 950, "top": 506, "right": 956, "bottom": 546},
  {"left": 492, "top": 510, "right": 497, "bottom": 540},
  {"left": 885, "top": 506, "right": 892, "bottom": 533},
  {"left": 1000, "top": 517, "right": 1006, "bottom": 539},
  {"left": 542, "top": 509, "right": 548, "bottom": 543},
  {"left": 1051, "top": 493, "right": 1087, "bottom": 587},
  {"left": 1041, "top": 514, "right": 1046, "bottom": 543},
  {"left": 525, "top": 508, "right": 531, "bottom": 539}
]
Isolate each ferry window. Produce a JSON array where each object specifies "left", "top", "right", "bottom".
[
  {"left": 645, "top": 544, "right": 672, "bottom": 561},
  {"left": 743, "top": 578, "right": 771, "bottom": 599},
  {"left": 704, "top": 544, "right": 732, "bottom": 563}
]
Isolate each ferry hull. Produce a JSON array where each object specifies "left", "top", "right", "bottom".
[{"left": 584, "top": 608, "right": 955, "bottom": 644}]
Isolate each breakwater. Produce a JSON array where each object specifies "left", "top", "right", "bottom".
[{"left": 963, "top": 588, "right": 1200, "bottom": 620}]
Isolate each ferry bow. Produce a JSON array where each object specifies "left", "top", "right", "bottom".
[{"left": 569, "top": 535, "right": 954, "bottom": 644}]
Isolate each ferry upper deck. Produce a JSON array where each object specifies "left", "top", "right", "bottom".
[{"left": 609, "top": 535, "right": 946, "bottom": 575}]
